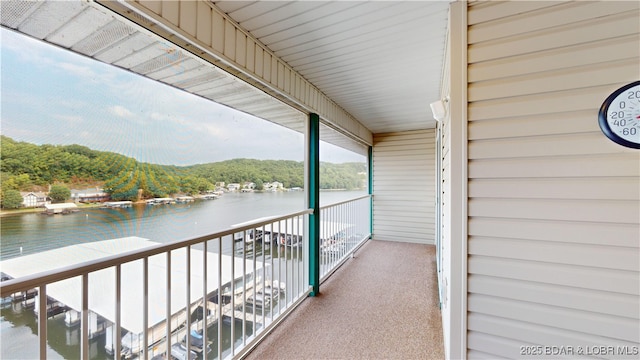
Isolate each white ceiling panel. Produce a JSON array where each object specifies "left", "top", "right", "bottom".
[
  {"left": 46, "top": 7, "right": 113, "bottom": 48},
  {"left": 16, "top": 0, "right": 85, "bottom": 40},
  {"left": 2, "top": 0, "right": 451, "bottom": 149},
  {"left": 214, "top": 0, "right": 450, "bottom": 133},
  {"left": 71, "top": 20, "right": 137, "bottom": 56}
]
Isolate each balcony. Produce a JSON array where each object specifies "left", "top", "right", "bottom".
[
  {"left": 244, "top": 239, "right": 444, "bottom": 359},
  {"left": 0, "top": 195, "right": 445, "bottom": 360}
]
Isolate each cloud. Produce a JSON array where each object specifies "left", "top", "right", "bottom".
[
  {"left": 53, "top": 114, "right": 84, "bottom": 124},
  {"left": 55, "top": 62, "right": 97, "bottom": 80},
  {"left": 109, "top": 105, "right": 134, "bottom": 118}
]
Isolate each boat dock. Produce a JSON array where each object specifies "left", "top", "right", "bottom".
[{"left": 0, "top": 237, "right": 268, "bottom": 358}]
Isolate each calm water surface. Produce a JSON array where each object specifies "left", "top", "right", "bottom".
[{"left": 0, "top": 190, "right": 365, "bottom": 359}]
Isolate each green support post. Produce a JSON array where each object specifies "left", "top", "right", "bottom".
[
  {"left": 368, "top": 146, "right": 373, "bottom": 236},
  {"left": 309, "top": 113, "right": 320, "bottom": 296}
]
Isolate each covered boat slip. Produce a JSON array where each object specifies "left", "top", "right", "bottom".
[
  {"left": 251, "top": 217, "right": 354, "bottom": 245},
  {"left": 0, "top": 237, "right": 264, "bottom": 336}
]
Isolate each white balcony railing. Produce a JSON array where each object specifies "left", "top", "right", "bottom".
[
  {"left": 319, "top": 195, "right": 371, "bottom": 281},
  {"left": 0, "top": 196, "right": 371, "bottom": 360}
]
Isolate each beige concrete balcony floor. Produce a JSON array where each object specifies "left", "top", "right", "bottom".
[{"left": 244, "top": 240, "right": 444, "bottom": 360}]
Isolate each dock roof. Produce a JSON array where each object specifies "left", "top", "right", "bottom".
[{"left": 0, "top": 237, "right": 263, "bottom": 334}]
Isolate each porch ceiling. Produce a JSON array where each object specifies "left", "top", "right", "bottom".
[
  {"left": 212, "top": 1, "right": 450, "bottom": 134},
  {"left": 1, "top": 0, "right": 449, "bottom": 146}
]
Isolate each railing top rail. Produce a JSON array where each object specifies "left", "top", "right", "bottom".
[
  {"left": 320, "top": 194, "right": 371, "bottom": 210},
  {"left": 0, "top": 208, "right": 313, "bottom": 295}
]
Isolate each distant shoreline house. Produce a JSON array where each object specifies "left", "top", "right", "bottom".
[
  {"left": 20, "top": 192, "right": 50, "bottom": 208},
  {"left": 241, "top": 182, "right": 256, "bottom": 192},
  {"left": 263, "top": 182, "right": 283, "bottom": 192}
]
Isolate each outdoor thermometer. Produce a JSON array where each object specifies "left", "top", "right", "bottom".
[{"left": 598, "top": 80, "right": 640, "bottom": 149}]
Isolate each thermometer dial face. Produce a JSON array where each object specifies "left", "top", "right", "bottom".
[{"left": 598, "top": 81, "right": 640, "bottom": 149}]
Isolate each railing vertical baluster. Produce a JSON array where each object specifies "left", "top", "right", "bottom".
[
  {"left": 2, "top": 206, "right": 355, "bottom": 360},
  {"left": 298, "top": 215, "right": 302, "bottom": 298},
  {"left": 340, "top": 203, "right": 345, "bottom": 258},
  {"left": 260, "top": 226, "right": 266, "bottom": 327},
  {"left": 81, "top": 273, "right": 89, "bottom": 360},
  {"left": 241, "top": 233, "right": 247, "bottom": 347},
  {"left": 185, "top": 245, "right": 191, "bottom": 356},
  {"left": 38, "top": 285, "right": 47, "bottom": 360},
  {"left": 278, "top": 220, "right": 283, "bottom": 315},
  {"left": 230, "top": 235, "right": 235, "bottom": 356},
  {"left": 293, "top": 216, "right": 298, "bottom": 301},
  {"left": 251, "top": 229, "right": 256, "bottom": 337},
  {"left": 284, "top": 218, "right": 288, "bottom": 306},
  {"left": 325, "top": 207, "right": 330, "bottom": 275},
  {"left": 166, "top": 251, "right": 171, "bottom": 359},
  {"left": 217, "top": 236, "right": 223, "bottom": 360},
  {"left": 143, "top": 257, "right": 148, "bottom": 360},
  {"left": 202, "top": 240, "right": 207, "bottom": 359},
  {"left": 268, "top": 223, "right": 273, "bottom": 322},
  {"left": 115, "top": 264, "right": 121, "bottom": 360},
  {"left": 300, "top": 215, "right": 303, "bottom": 296},
  {"left": 330, "top": 206, "right": 334, "bottom": 267}
]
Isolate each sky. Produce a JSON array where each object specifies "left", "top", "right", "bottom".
[{"left": 0, "top": 28, "right": 365, "bottom": 166}]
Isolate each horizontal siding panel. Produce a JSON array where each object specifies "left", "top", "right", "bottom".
[
  {"left": 468, "top": 110, "right": 597, "bottom": 140},
  {"left": 374, "top": 130, "right": 434, "bottom": 141},
  {"left": 374, "top": 220, "right": 433, "bottom": 232},
  {"left": 466, "top": 2, "right": 640, "bottom": 356},
  {"left": 468, "top": 133, "right": 628, "bottom": 159},
  {"left": 469, "top": 154, "right": 640, "bottom": 178},
  {"left": 373, "top": 130, "right": 435, "bottom": 244},
  {"left": 468, "top": 178, "right": 640, "bottom": 201},
  {"left": 467, "top": 1, "right": 559, "bottom": 25},
  {"left": 374, "top": 143, "right": 434, "bottom": 152},
  {"left": 468, "top": 59, "right": 639, "bottom": 102},
  {"left": 469, "top": 198, "right": 639, "bottom": 224},
  {"left": 468, "top": 294, "right": 639, "bottom": 343},
  {"left": 467, "top": 332, "right": 530, "bottom": 360},
  {"left": 375, "top": 172, "right": 434, "bottom": 180},
  {"left": 468, "top": 313, "right": 640, "bottom": 358},
  {"left": 376, "top": 154, "right": 433, "bottom": 162},
  {"left": 469, "top": 11, "right": 639, "bottom": 63},
  {"left": 468, "top": 85, "right": 628, "bottom": 121},
  {"left": 374, "top": 155, "right": 433, "bottom": 163},
  {"left": 469, "top": 237, "right": 639, "bottom": 271},
  {"left": 374, "top": 213, "right": 435, "bottom": 225},
  {"left": 468, "top": 275, "right": 639, "bottom": 318},
  {"left": 468, "top": 34, "right": 640, "bottom": 82},
  {"left": 469, "top": 255, "right": 639, "bottom": 295},
  {"left": 469, "top": 1, "right": 639, "bottom": 44},
  {"left": 375, "top": 191, "right": 433, "bottom": 198},
  {"left": 374, "top": 227, "right": 434, "bottom": 239},
  {"left": 467, "top": 349, "right": 510, "bottom": 360},
  {"left": 469, "top": 218, "right": 639, "bottom": 248}
]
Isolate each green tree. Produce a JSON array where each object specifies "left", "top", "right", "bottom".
[
  {"left": 2, "top": 189, "right": 23, "bottom": 209},
  {"left": 49, "top": 184, "right": 71, "bottom": 203}
]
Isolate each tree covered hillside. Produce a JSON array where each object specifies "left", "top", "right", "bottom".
[{"left": 1, "top": 136, "right": 366, "bottom": 203}]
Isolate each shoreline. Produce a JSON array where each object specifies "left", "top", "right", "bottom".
[
  {"left": 0, "top": 203, "right": 104, "bottom": 218},
  {"left": 0, "top": 188, "right": 361, "bottom": 218}
]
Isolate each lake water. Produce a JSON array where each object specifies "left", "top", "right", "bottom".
[{"left": 0, "top": 190, "right": 366, "bottom": 359}]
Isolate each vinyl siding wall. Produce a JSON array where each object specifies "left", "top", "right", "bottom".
[
  {"left": 465, "top": 1, "right": 640, "bottom": 359},
  {"left": 372, "top": 130, "right": 436, "bottom": 244}
]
